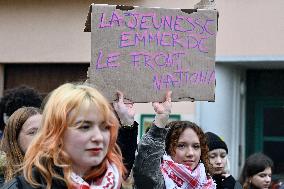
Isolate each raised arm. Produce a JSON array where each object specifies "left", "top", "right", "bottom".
[
  {"left": 133, "top": 91, "right": 172, "bottom": 189},
  {"left": 113, "top": 91, "right": 138, "bottom": 178}
]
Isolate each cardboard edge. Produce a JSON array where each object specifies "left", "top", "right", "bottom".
[
  {"left": 180, "top": 9, "right": 197, "bottom": 14},
  {"left": 194, "top": 0, "right": 216, "bottom": 10},
  {"left": 178, "top": 96, "right": 196, "bottom": 102},
  {"left": 217, "top": 11, "right": 219, "bottom": 31},
  {"left": 84, "top": 4, "right": 93, "bottom": 32},
  {"left": 115, "top": 5, "right": 135, "bottom": 11}
]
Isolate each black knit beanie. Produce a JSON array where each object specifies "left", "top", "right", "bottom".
[{"left": 205, "top": 132, "right": 228, "bottom": 153}]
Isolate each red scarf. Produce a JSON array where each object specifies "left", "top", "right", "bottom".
[
  {"left": 161, "top": 155, "right": 216, "bottom": 189},
  {"left": 70, "top": 162, "right": 121, "bottom": 189}
]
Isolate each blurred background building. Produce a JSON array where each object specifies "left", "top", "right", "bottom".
[{"left": 1, "top": 0, "right": 283, "bottom": 179}]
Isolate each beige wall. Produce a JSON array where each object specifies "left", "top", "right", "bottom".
[
  {"left": 0, "top": 0, "right": 92, "bottom": 63},
  {"left": 0, "top": 0, "right": 283, "bottom": 63},
  {"left": 216, "top": 0, "right": 284, "bottom": 57}
]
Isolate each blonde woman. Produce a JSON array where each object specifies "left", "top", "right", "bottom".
[
  {"left": 2, "top": 83, "right": 126, "bottom": 189},
  {"left": 205, "top": 132, "right": 242, "bottom": 189}
]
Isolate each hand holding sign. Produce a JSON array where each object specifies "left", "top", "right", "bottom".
[
  {"left": 153, "top": 91, "right": 172, "bottom": 128},
  {"left": 113, "top": 91, "right": 135, "bottom": 125}
]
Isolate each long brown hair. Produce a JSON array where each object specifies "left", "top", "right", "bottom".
[
  {"left": 22, "top": 83, "right": 126, "bottom": 189},
  {"left": 1, "top": 107, "right": 41, "bottom": 182},
  {"left": 165, "top": 121, "right": 213, "bottom": 176},
  {"left": 239, "top": 153, "right": 273, "bottom": 189}
]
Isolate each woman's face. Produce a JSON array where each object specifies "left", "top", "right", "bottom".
[
  {"left": 63, "top": 104, "right": 110, "bottom": 176},
  {"left": 172, "top": 128, "right": 201, "bottom": 170},
  {"left": 18, "top": 114, "right": 42, "bottom": 153},
  {"left": 250, "top": 167, "right": 272, "bottom": 189},
  {"left": 208, "top": 148, "right": 227, "bottom": 175}
]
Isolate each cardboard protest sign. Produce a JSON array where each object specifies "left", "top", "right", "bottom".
[{"left": 85, "top": 4, "right": 217, "bottom": 102}]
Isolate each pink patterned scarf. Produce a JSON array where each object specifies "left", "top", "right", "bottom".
[
  {"left": 70, "top": 162, "right": 121, "bottom": 189},
  {"left": 161, "top": 155, "right": 216, "bottom": 189}
]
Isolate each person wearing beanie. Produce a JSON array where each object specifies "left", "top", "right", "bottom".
[{"left": 205, "top": 132, "right": 243, "bottom": 189}]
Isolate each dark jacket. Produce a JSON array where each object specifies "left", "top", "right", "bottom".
[
  {"left": 117, "top": 121, "right": 138, "bottom": 178},
  {"left": 0, "top": 167, "right": 66, "bottom": 189},
  {"left": 213, "top": 174, "right": 243, "bottom": 189},
  {"left": 1, "top": 168, "right": 130, "bottom": 189},
  {"left": 133, "top": 125, "right": 168, "bottom": 189},
  {"left": 0, "top": 174, "right": 4, "bottom": 188}
]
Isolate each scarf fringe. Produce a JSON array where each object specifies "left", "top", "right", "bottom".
[{"left": 161, "top": 154, "right": 216, "bottom": 189}]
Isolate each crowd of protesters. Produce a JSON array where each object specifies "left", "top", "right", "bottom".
[{"left": 0, "top": 83, "right": 281, "bottom": 189}]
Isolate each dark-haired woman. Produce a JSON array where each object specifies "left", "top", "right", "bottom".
[{"left": 239, "top": 153, "right": 273, "bottom": 189}]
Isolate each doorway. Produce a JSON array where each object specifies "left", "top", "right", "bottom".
[
  {"left": 4, "top": 63, "right": 89, "bottom": 96},
  {"left": 255, "top": 100, "right": 284, "bottom": 176},
  {"left": 246, "top": 70, "right": 284, "bottom": 178}
]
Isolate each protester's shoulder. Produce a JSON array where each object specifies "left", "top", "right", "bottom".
[{"left": 1, "top": 178, "right": 19, "bottom": 189}]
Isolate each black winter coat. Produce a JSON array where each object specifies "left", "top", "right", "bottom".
[
  {"left": 213, "top": 174, "right": 243, "bottom": 189},
  {"left": 0, "top": 167, "right": 66, "bottom": 189},
  {"left": 117, "top": 121, "right": 138, "bottom": 178}
]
